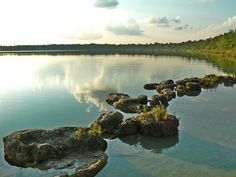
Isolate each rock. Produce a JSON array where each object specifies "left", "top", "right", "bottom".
[
  {"left": 110, "top": 94, "right": 148, "bottom": 113},
  {"left": 116, "top": 118, "right": 140, "bottom": 137},
  {"left": 138, "top": 114, "right": 179, "bottom": 137},
  {"left": 150, "top": 95, "right": 169, "bottom": 107},
  {"left": 223, "top": 76, "right": 235, "bottom": 87},
  {"left": 156, "top": 79, "right": 175, "bottom": 92},
  {"left": 185, "top": 82, "right": 201, "bottom": 91},
  {"left": 144, "top": 83, "right": 159, "bottom": 90},
  {"left": 106, "top": 93, "right": 130, "bottom": 105},
  {"left": 200, "top": 74, "right": 221, "bottom": 89},
  {"left": 175, "top": 80, "right": 185, "bottom": 86},
  {"left": 176, "top": 85, "right": 185, "bottom": 97},
  {"left": 3, "top": 127, "right": 107, "bottom": 168},
  {"left": 160, "top": 88, "right": 176, "bottom": 101},
  {"left": 160, "top": 80, "right": 175, "bottom": 85},
  {"left": 74, "top": 152, "right": 108, "bottom": 177},
  {"left": 113, "top": 99, "right": 143, "bottom": 113},
  {"left": 89, "top": 112, "right": 123, "bottom": 135},
  {"left": 184, "top": 77, "right": 200, "bottom": 83},
  {"left": 157, "top": 84, "right": 175, "bottom": 92}
]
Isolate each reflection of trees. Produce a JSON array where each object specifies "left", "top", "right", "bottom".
[{"left": 120, "top": 135, "right": 179, "bottom": 154}]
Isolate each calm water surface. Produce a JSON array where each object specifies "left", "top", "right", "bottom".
[{"left": 0, "top": 54, "right": 235, "bottom": 177}]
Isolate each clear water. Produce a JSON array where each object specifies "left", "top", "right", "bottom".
[{"left": 0, "top": 54, "right": 235, "bottom": 177}]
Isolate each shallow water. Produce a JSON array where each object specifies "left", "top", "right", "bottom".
[{"left": 0, "top": 54, "right": 235, "bottom": 177}]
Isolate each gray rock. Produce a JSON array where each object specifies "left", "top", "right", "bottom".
[
  {"left": 186, "top": 82, "right": 201, "bottom": 91},
  {"left": 3, "top": 127, "right": 107, "bottom": 168},
  {"left": 90, "top": 112, "right": 123, "bottom": 135},
  {"left": 144, "top": 83, "right": 159, "bottom": 90},
  {"left": 117, "top": 118, "right": 140, "bottom": 137},
  {"left": 106, "top": 93, "right": 130, "bottom": 105}
]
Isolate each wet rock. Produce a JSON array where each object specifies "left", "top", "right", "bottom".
[
  {"left": 138, "top": 114, "right": 179, "bottom": 137},
  {"left": 186, "top": 82, "right": 201, "bottom": 91},
  {"left": 184, "top": 77, "right": 200, "bottom": 83},
  {"left": 113, "top": 99, "right": 143, "bottom": 113},
  {"left": 200, "top": 74, "right": 221, "bottom": 89},
  {"left": 160, "top": 80, "right": 175, "bottom": 85},
  {"left": 157, "top": 84, "right": 175, "bottom": 92},
  {"left": 160, "top": 88, "right": 176, "bottom": 101},
  {"left": 150, "top": 95, "right": 169, "bottom": 107},
  {"left": 144, "top": 83, "right": 159, "bottom": 90},
  {"left": 185, "top": 90, "right": 201, "bottom": 97},
  {"left": 176, "top": 85, "right": 185, "bottom": 97},
  {"left": 116, "top": 118, "right": 140, "bottom": 137},
  {"left": 89, "top": 112, "right": 123, "bottom": 135},
  {"left": 223, "top": 76, "right": 235, "bottom": 87},
  {"left": 106, "top": 93, "right": 130, "bottom": 105},
  {"left": 175, "top": 80, "right": 185, "bottom": 86},
  {"left": 109, "top": 94, "right": 148, "bottom": 114},
  {"left": 3, "top": 127, "right": 107, "bottom": 168}
]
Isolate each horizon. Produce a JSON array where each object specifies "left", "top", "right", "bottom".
[{"left": 0, "top": 0, "right": 235, "bottom": 45}]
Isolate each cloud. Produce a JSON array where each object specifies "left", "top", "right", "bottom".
[
  {"left": 66, "top": 30, "right": 103, "bottom": 40},
  {"left": 147, "top": 16, "right": 182, "bottom": 27},
  {"left": 93, "top": 0, "right": 119, "bottom": 9},
  {"left": 175, "top": 24, "right": 192, "bottom": 30},
  {"left": 173, "top": 16, "right": 181, "bottom": 24},
  {"left": 106, "top": 19, "right": 143, "bottom": 36},
  {"left": 193, "top": 16, "right": 236, "bottom": 39}
]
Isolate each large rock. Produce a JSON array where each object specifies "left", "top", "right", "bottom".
[
  {"left": 150, "top": 94, "right": 169, "bottom": 107},
  {"left": 3, "top": 127, "right": 107, "bottom": 168},
  {"left": 160, "top": 88, "right": 176, "bottom": 101},
  {"left": 223, "top": 76, "right": 235, "bottom": 87},
  {"left": 116, "top": 118, "right": 140, "bottom": 137},
  {"left": 113, "top": 99, "right": 144, "bottom": 113},
  {"left": 90, "top": 112, "right": 123, "bottom": 135},
  {"left": 110, "top": 94, "right": 148, "bottom": 114},
  {"left": 138, "top": 114, "right": 179, "bottom": 137},
  {"left": 200, "top": 74, "right": 221, "bottom": 89},
  {"left": 106, "top": 93, "right": 130, "bottom": 105},
  {"left": 186, "top": 82, "right": 201, "bottom": 91}
]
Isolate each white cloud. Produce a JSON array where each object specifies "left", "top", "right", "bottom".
[
  {"left": 106, "top": 19, "right": 143, "bottom": 36},
  {"left": 173, "top": 16, "right": 182, "bottom": 24},
  {"left": 93, "top": 0, "right": 119, "bottom": 9},
  {"left": 146, "top": 16, "right": 182, "bottom": 27},
  {"left": 193, "top": 16, "right": 236, "bottom": 39}
]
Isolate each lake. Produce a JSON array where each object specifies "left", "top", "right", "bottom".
[{"left": 0, "top": 54, "right": 235, "bottom": 177}]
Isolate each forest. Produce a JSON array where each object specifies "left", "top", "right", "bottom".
[{"left": 0, "top": 29, "right": 235, "bottom": 58}]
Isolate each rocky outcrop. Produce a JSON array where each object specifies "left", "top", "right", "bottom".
[
  {"left": 116, "top": 113, "right": 179, "bottom": 138},
  {"left": 138, "top": 114, "right": 179, "bottom": 137},
  {"left": 3, "top": 127, "right": 107, "bottom": 168},
  {"left": 89, "top": 112, "right": 123, "bottom": 135}
]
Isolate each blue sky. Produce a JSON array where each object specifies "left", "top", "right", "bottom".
[{"left": 0, "top": 0, "right": 235, "bottom": 45}]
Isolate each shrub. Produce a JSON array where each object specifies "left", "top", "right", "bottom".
[{"left": 88, "top": 123, "right": 102, "bottom": 136}]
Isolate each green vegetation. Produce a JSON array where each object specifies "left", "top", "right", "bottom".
[
  {"left": 138, "top": 105, "right": 168, "bottom": 122},
  {"left": 75, "top": 125, "right": 102, "bottom": 139},
  {"left": 0, "top": 29, "right": 235, "bottom": 59},
  {"left": 88, "top": 123, "right": 102, "bottom": 136}
]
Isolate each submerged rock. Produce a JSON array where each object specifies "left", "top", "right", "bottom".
[
  {"left": 89, "top": 112, "right": 123, "bottom": 135},
  {"left": 3, "top": 127, "right": 107, "bottom": 168}
]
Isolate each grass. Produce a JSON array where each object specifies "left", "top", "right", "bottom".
[
  {"left": 75, "top": 124, "right": 102, "bottom": 139},
  {"left": 138, "top": 105, "right": 168, "bottom": 122}
]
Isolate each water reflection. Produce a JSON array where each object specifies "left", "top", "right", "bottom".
[{"left": 120, "top": 135, "right": 179, "bottom": 154}]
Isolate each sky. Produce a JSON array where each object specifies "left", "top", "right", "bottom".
[{"left": 0, "top": 0, "right": 235, "bottom": 45}]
